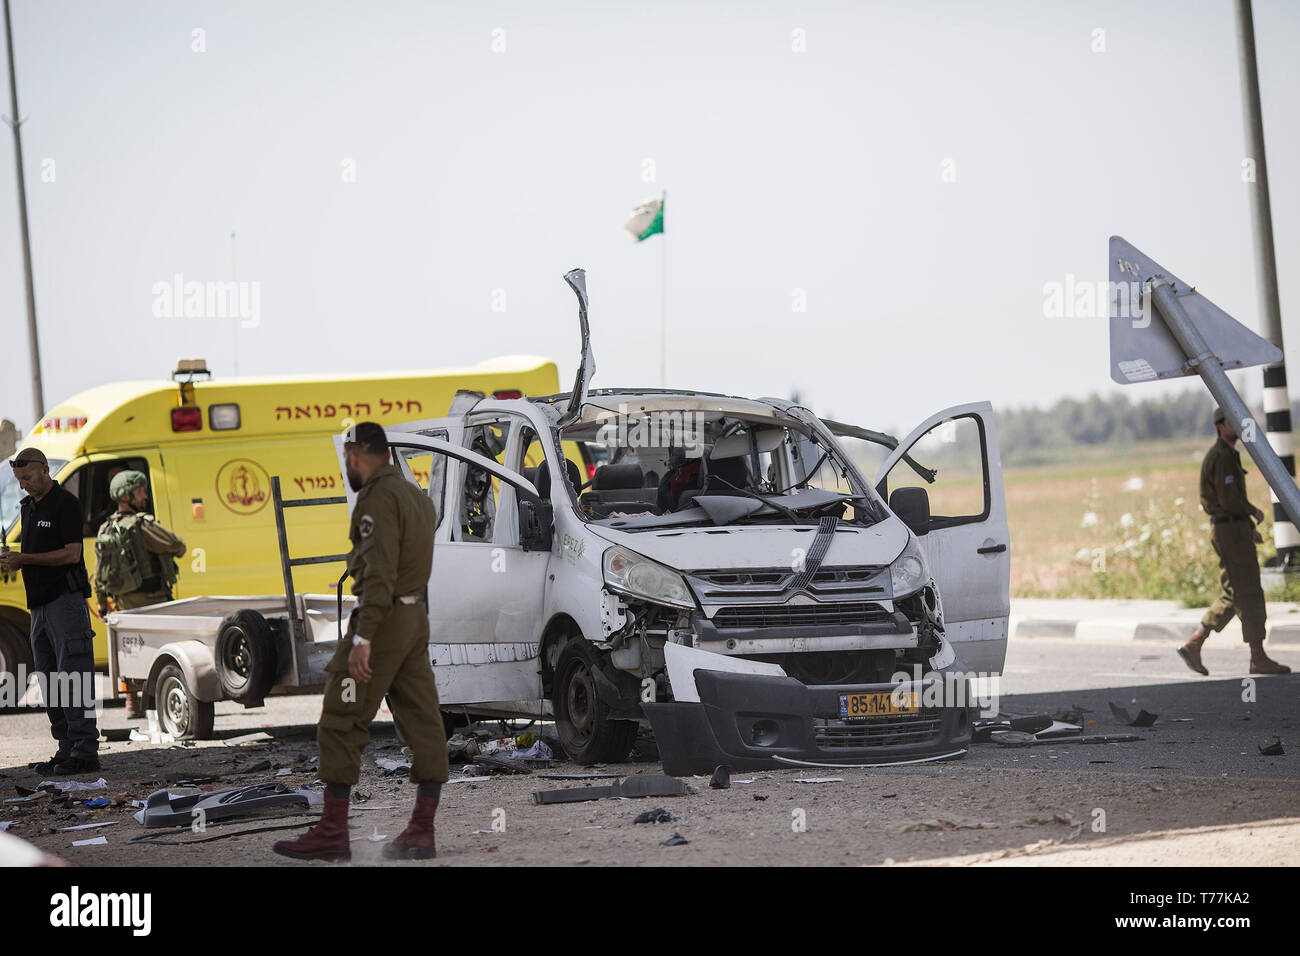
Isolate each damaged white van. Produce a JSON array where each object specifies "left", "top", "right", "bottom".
[{"left": 358, "top": 270, "right": 1010, "bottom": 774}]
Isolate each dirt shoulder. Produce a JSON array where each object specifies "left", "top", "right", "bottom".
[{"left": 4, "top": 727, "right": 1296, "bottom": 867}]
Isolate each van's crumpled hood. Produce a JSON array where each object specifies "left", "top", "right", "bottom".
[{"left": 588, "top": 515, "right": 911, "bottom": 572}]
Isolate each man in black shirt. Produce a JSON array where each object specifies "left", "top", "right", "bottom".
[{"left": 0, "top": 447, "right": 100, "bottom": 774}]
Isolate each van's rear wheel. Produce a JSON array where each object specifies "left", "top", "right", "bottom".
[
  {"left": 215, "top": 610, "right": 277, "bottom": 703},
  {"left": 552, "top": 639, "right": 636, "bottom": 765},
  {"left": 156, "top": 663, "right": 215, "bottom": 740}
]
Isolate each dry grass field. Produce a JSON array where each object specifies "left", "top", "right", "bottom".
[{"left": 1003, "top": 438, "right": 1278, "bottom": 602}]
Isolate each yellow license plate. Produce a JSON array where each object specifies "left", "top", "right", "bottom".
[{"left": 839, "top": 690, "right": 919, "bottom": 720}]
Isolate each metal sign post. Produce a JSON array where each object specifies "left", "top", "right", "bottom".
[{"left": 1108, "top": 236, "right": 1300, "bottom": 532}]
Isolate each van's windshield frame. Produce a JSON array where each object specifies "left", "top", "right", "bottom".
[{"left": 555, "top": 401, "right": 888, "bottom": 530}]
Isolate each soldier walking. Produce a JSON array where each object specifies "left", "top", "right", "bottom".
[
  {"left": 93, "top": 470, "right": 186, "bottom": 717},
  {"left": 1179, "top": 408, "right": 1291, "bottom": 676},
  {"left": 274, "top": 422, "right": 448, "bottom": 862}
]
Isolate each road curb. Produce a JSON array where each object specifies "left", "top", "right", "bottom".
[{"left": 1010, "top": 615, "right": 1300, "bottom": 645}]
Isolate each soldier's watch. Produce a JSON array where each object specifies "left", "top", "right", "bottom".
[{"left": 352, "top": 635, "right": 370, "bottom": 648}]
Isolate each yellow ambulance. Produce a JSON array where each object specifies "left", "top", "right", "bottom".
[{"left": 0, "top": 356, "right": 561, "bottom": 678}]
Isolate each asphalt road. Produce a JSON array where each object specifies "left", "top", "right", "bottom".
[{"left": 1, "top": 633, "right": 1296, "bottom": 866}]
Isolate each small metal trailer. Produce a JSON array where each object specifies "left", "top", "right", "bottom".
[{"left": 105, "top": 478, "right": 352, "bottom": 739}]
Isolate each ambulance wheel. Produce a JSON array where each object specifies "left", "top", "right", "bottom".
[
  {"left": 215, "top": 610, "right": 277, "bottom": 703},
  {"left": 552, "top": 639, "right": 636, "bottom": 765},
  {"left": 156, "top": 663, "right": 215, "bottom": 740},
  {"left": 0, "top": 619, "right": 34, "bottom": 711}
]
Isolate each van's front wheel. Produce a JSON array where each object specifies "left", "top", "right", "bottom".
[{"left": 552, "top": 639, "right": 636, "bottom": 765}]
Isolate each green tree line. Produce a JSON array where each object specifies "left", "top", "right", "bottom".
[{"left": 994, "top": 389, "right": 1232, "bottom": 465}]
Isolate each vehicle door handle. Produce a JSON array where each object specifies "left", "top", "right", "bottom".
[{"left": 977, "top": 543, "right": 1007, "bottom": 554}]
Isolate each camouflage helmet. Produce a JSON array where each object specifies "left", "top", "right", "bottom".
[{"left": 110, "top": 469, "right": 148, "bottom": 501}]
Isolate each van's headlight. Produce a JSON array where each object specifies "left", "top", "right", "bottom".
[
  {"left": 603, "top": 546, "right": 695, "bottom": 609},
  {"left": 890, "top": 538, "right": 928, "bottom": 597}
]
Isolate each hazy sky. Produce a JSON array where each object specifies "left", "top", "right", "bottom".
[{"left": 2, "top": 0, "right": 1297, "bottom": 435}]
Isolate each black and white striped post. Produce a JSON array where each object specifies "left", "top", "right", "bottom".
[
  {"left": 1235, "top": 0, "right": 1297, "bottom": 566},
  {"left": 1262, "top": 365, "right": 1299, "bottom": 563}
]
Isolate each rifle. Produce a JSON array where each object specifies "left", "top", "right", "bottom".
[{"left": 0, "top": 517, "right": 14, "bottom": 584}]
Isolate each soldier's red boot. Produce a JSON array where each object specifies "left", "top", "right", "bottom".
[
  {"left": 273, "top": 790, "right": 352, "bottom": 861},
  {"left": 383, "top": 794, "right": 438, "bottom": 860},
  {"left": 1249, "top": 643, "right": 1292, "bottom": 675}
]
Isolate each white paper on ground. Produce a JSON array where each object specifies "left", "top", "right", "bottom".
[
  {"left": 39, "top": 777, "right": 108, "bottom": 792},
  {"left": 223, "top": 732, "right": 273, "bottom": 746},
  {"left": 72, "top": 836, "right": 108, "bottom": 846},
  {"left": 55, "top": 820, "right": 119, "bottom": 832}
]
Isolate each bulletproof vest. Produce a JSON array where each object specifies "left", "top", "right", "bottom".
[{"left": 94, "top": 512, "right": 171, "bottom": 595}]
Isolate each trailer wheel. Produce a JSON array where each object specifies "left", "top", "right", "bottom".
[
  {"left": 551, "top": 638, "right": 636, "bottom": 765},
  {"left": 215, "top": 610, "right": 277, "bottom": 703},
  {"left": 155, "top": 663, "right": 215, "bottom": 740},
  {"left": 0, "top": 620, "right": 33, "bottom": 711}
]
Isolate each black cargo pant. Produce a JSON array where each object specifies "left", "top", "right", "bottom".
[{"left": 29, "top": 589, "right": 99, "bottom": 760}]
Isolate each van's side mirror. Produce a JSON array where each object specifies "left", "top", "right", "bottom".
[
  {"left": 519, "top": 498, "right": 554, "bottom": 552},
  {"left": 889, "top": 487, "right": 930, "bottom": 536}
]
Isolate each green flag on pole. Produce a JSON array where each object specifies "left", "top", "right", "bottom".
[{"left": 624, "top": 194, "right": 664, "bottom": 242}]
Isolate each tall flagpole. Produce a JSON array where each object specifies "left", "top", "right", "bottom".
[
  {"left": 3, "top": 0, "right": 44, "bottom": 420},
  {"left": 659, "top": 190, "right": 667, "bottom": 387}
]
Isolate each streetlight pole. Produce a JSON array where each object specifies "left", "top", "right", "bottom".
[
  {"left": 1234, "top": 0, "right": 1295, "bottom": 565},
  {"left": 3, "top": 0, "right": 43, "bottom": 420}
]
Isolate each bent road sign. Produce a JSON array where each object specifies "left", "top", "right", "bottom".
[{"left": 1108, "top": 236, "right": 1280, "bottom": 385}]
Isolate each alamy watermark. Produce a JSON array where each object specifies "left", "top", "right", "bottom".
[
  {"left": 594, "top": 404, "right": 708, "bottom": 458},
  {"left": 889, "top": 666, "right": 1000, "bottom": 717},
  {"left": 152, "top": 273, "right": 261, "bottom": 327},
  {"left": 1043, "top": 274, "right": 1147, "bottom": 324},
  {"left": 1, "top": 665, "right": 100, "bottom": 718}
]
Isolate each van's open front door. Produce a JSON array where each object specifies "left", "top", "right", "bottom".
[
  {"left": 337, "top": 424, "right": 552, "bottom": 710},
  {"left": 873, "top": 402, "right": 1010, "bottom": 674}
]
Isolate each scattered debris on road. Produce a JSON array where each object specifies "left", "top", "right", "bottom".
[
  {"left": 532, "top": 774, "right": 692, "bottom": 805},
  {"left": 1109, "top": 702, "right": 1159, "bottom": 728},
  {"left": 1258, "top": 737, "right": 1285, "bottom": 756},
  {"left": 136, "top": 784, "right": 311, "bottom": 828},
  {"left": 634, "top": 807, "right": 677, "bottom": 824}
]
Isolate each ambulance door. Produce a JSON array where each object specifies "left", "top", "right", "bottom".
[{"left": 57, "top": 449, "right": 169, "bottom": 666}]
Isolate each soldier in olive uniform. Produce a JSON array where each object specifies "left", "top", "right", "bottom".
[
  {"left": 274, "top": 422, "right": 448, "bottom": 862},
  {"left": 1179, "top": 408, "right": 1291, "bottom": 676},
  {"left": 93, "top": 470, "right": 187, "bottom": 717}
]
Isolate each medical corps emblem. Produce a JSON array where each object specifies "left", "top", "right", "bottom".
[{"left": 216, "top": 458, "right": 271, "bottom": 515}]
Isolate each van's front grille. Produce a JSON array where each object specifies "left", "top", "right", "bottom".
[
  {"left": 813, "top": 714, "right": 944, "bottom": 750},
  {"left": 694, "top": 567, "right": 882, "bottom": 588},
  {"left": 710, "top": 601, "right": 893, "bottom": 629}
]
